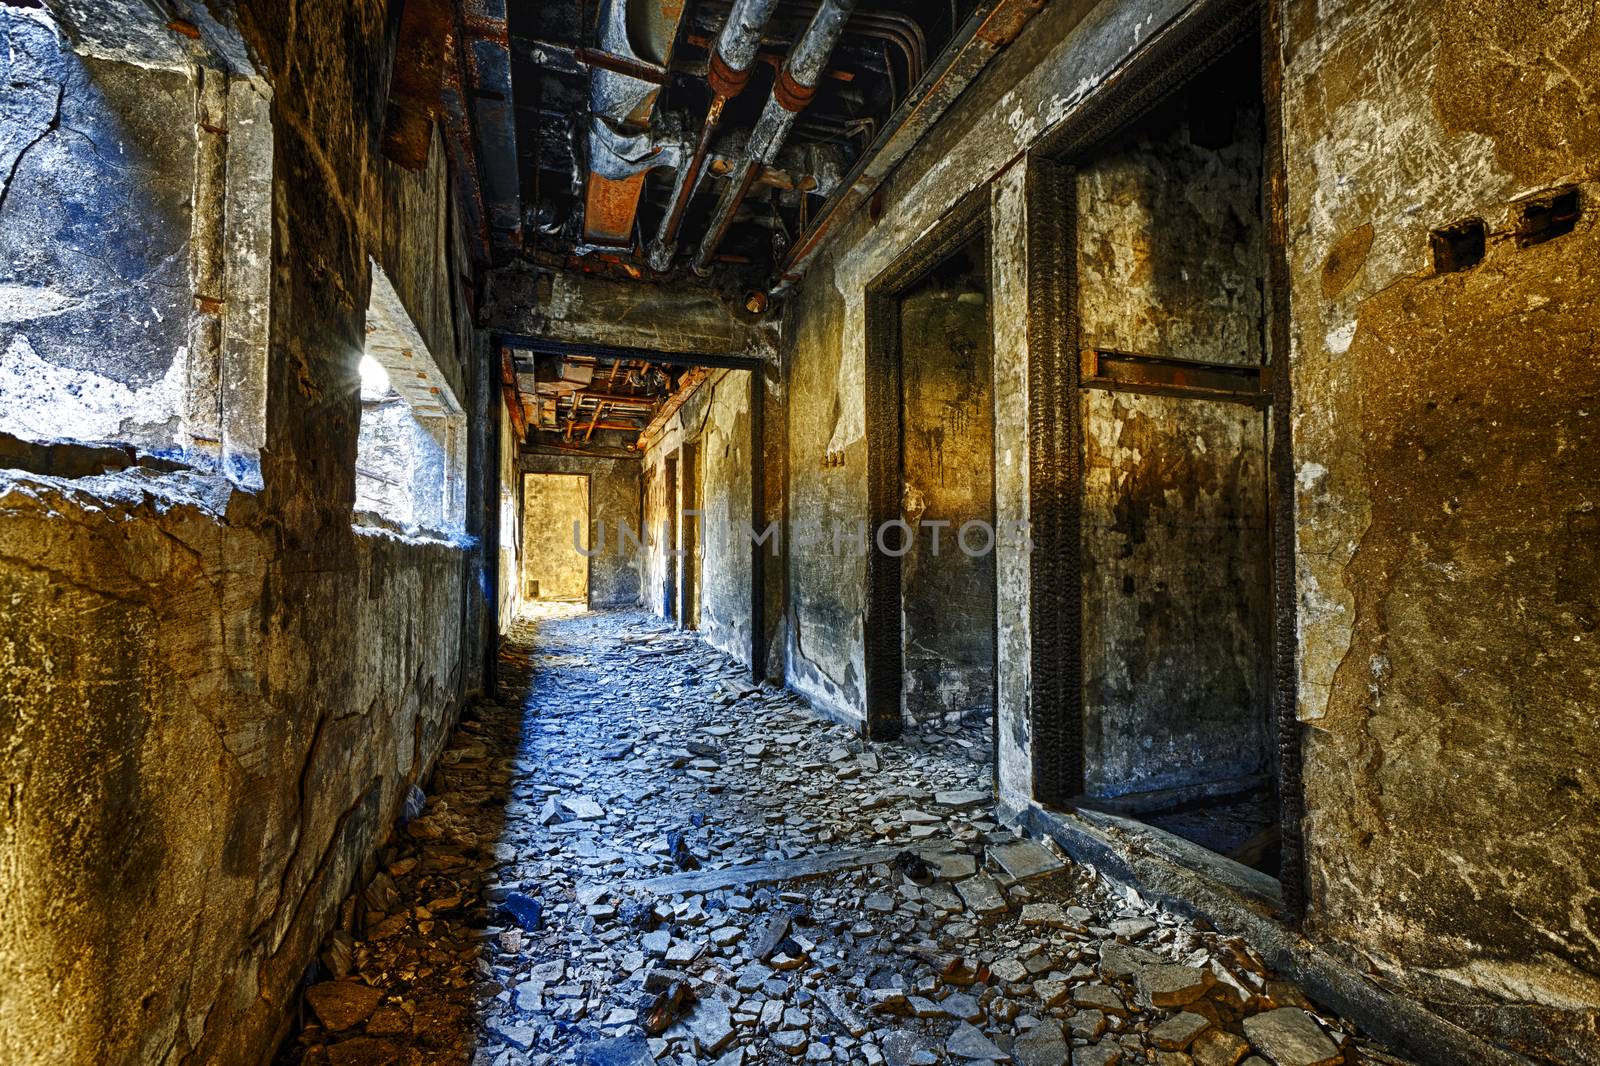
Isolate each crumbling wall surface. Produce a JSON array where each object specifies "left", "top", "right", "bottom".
[
  {"left": 520, "top": 453, "right": 641, "bottom": 609},
  {"left": 1284, "top": 0, "right": 1600, "bottom": 1060},
  {"left": 640, "top": 447, "right": 675, "bottom": 617},
  {"left": 782, "top": 256, "right": 868, "bottom": 727},
  {"left": 775, "top": 0, "right": 1191, "bottom": 745},
  {"left": 0, "top": 472, "right": 465, "bottom": 1066},
  {"left": 1079, "top": 391, "right": 1270, "bottom": 797},
  {"left": 485, "top": 263, "right": 780, "bottom": 362},
  {"left": 0, "top": 9, "right": 194, "bottom": 454},
  {"left": 899, "top": 271, "right": 995, "bottom": 724},
  {"left": 1077, "top": 106, "right": 1265, "bottom": 366},
  {"left": 694, "top": 374, "right": 755, "bottom": 664},
  {"left": 1075, "top": 103, "right": 1272, "bottom": 798},
  {"left": 521, "top": 473, "right": 589, "bottom": 601},
  {"left": 0, "top": 1, "right": 489, "bottom": 1064}
]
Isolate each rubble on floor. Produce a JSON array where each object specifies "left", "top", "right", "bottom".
[{"left": 279, "top": 610, "right": 1414, "bottom": 1066}]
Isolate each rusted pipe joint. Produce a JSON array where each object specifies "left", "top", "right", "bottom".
[
  {"left": 708, "top": 50, "right": 750, "bottom": 99},
  {"left": 774, "top": 69, "right": 818, "bottom": 113}
]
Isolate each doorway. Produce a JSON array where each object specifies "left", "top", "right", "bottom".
[
  {"left": 899, "top": 239, "right": 996, "bottom": 744},
  {"left": 863, "top": 194, "right": 996, "bottom": 754},
  {"left": 521, "top": 473, "right": 590, "bottom": 605},
  {"left": 1023, "top": 13, "right": 1293, "bottom": 885},
  {"left": 678, "top": 438, "right": 702, "bottom": 630}
]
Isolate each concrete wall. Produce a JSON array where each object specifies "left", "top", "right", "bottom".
[
  {"left": 640, "top": 371, "right": 755, "bottom": 665},
  {"left": 522, "top": 473, "right": 589, "bottom": 601},
  {"left": 520, "top": 452, "right": 642, "bottom": 609},
  {"left": 1080, "top": 390, "right": 1271, "bottom": 797},
  {"left": 0, "top": 3, "right": 493, "bottom": 1064},
  {"left": 1282, "top": 0, "right": 1599, "bottom": 1060},
  {"left": 486, "top": 264, "right": 780, "bottom": 361}
]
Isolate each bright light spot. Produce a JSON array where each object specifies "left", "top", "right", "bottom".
[{"left": 359, "top": 354, "right": 390, "bottom": 400}]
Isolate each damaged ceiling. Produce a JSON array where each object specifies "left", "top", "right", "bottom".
[
  {"left": 424, "top": 0, "right": 1042, "bottom": 295},
  {"left": 398, "top": 0, "right": 1044, "bottom": 454}
]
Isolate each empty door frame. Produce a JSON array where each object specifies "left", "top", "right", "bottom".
[
  {"left": 520, "top": 471, "right": 593, "bottom": 605},
  {"left": 862, "top": 189, "right": 993, "bottom": 742},
  {"left": 1020, "top": 0, "right": 1305, "bottom": 916}
]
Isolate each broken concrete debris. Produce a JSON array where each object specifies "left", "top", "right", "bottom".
[{"left": 280, "top": 611, "right": 1395, "bottom": 1066}]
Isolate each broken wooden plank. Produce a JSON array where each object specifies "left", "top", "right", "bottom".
[{"left": 629, "top": 841, "right": 961, "bottom": 895}]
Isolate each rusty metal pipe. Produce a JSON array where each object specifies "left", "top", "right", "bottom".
[
  {"left": 648, "top": 0, "right": 781, "bottom": 272},
  {"left": 699, "top": 1, "right": 925, "bottom": 97},
  {"left": 693, "top": 0, "right": 858, "bottom": 274}
]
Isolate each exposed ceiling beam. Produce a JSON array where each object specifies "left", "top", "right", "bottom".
[{"left": 497, "top": 332, "right": 764, "bottom": 371}]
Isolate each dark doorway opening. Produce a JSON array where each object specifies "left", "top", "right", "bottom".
[
  {"left": 1071, "top": 37, "right": 1278, "bottom": 875},
  {"left": 863, "top": 193, "right": 996, "bottom": 771},
  {"left": 679, "top": 437, "right": 702, "bottom": 630},
  {"left": 898, "top": 238, "right": 996, "bottom": 757}
]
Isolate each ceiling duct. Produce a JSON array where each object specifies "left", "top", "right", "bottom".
[
  {"left": 581, "top": 0, "right": 690, "bottom": 248},
  {"left": 646, "top": 0, "right": 782, "bottom": 272}
]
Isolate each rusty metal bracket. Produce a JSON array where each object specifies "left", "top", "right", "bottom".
[{"left": 1080, "top": 349, "right": 1271, "bottom": 406}]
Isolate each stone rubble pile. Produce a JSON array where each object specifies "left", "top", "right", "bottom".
[{"left": 280, "top": 610, "right": 1412, "bottom": 1066}]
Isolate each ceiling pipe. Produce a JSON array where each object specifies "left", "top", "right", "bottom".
[
  {"left": 691, "top": 0, "right": 858, "bottom": 275},
  {"left": 647, "top": 0, "right": 780, "bottom": 273}
]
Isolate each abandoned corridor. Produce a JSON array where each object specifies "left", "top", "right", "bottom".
[
  {"left": 1, "top": 1, "right": 1595, "bottom": 1065},
  {"left": 280, "top": 609, "right": 1400, "bottom": 1066}
]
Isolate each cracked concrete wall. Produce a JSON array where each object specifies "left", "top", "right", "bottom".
[
  {"left": 0, "top": 9, "right": 196, "bottom": 456},
  {"left": 1283, "top": 0, "right": 1600, "bottom": 1060},
  {"left": 520, "top": 452, "right": 642, "bottom": 609},
  {"left": 0, "top": 0, "right": 492, "bottom": 1063}
]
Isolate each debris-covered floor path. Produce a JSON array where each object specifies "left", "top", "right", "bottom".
[{"left": 282, "top": 608, "right": 1412, "bottom": 1066}]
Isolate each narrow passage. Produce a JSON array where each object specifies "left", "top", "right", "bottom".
[{"left": 282, "top": 611, "right": 1412, "bottom": 1066}]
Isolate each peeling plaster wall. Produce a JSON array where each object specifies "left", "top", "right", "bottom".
[
  {"left": 640, "top": 371, "right": 755, "bottom": 665},
  {"left": 520, "top": 452, "right": 642, "bottom": 609},
  {"left": 1282, "top": 0, "right": 1600, "bottom": 1060},
  {"left": 1080, "top": 391, "right": 1271, "bottom": 797},
  {"left": 774, "top": 0, "right": 1598, "bottom": 1058},
  {"left": 782, "top": 255, "right": 869, "bottom": 727},
  {"left": 777, "top": 0, "right": 1187, "bottom": 747},
  {"left": 0, "top": 1, "right": 493, "bottom": 1063}
]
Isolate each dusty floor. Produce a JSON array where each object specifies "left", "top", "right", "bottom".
[{"left": 280, "top": 609, "right": 1413, "bottom": 1066}]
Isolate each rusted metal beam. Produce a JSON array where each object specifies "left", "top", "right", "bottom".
[
  {"left": 773, "top": 0, "right": 1046, "bottom": 292},
  {"left": 636, "top": 367, "right": 716, "bottom": 451},
  {"left": 1080, "top": 349, "right": 1271, "bottom": 406},
  {"left": 499, "top": 347, "right": 528, "bottom": 441},
  {"left": 382, "top": 0, "right": 452, "bottom": 170}
]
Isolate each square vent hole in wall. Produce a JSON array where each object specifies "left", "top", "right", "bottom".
[{"left": 355, "top": 261, "right": 466, "bottom": 535}]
